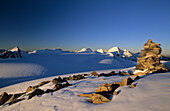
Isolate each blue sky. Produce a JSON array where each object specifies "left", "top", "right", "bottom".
[{"left": 0, "top": 0, "right": 170, "bottom": 55}]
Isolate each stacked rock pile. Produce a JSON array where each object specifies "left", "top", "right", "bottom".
[{"left": 135, "top": 39, "right": 168, "bottom": 73}]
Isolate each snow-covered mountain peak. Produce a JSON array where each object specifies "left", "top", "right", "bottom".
[
  {"left": 108, "top": 47, "right": 121, "bottom": 52},
  {"left": 96, "top": 49, "right": 105, "bottom": 53},
  {"left": 10, "top": 46, "right": 20, "bottom": 52},
  {"left": 77, "top": 48, "right": 93, "bottom": 53}
]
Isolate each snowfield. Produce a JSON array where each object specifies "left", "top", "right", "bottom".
[
  {"left": 0, "top": 66, "right": 170, "bottom": 111},
  {"left": 0, "top": 48, "right": 169, "bottom": 111},
  {"left": 0, "top": 49, "right": 136, "bottom": 88}
]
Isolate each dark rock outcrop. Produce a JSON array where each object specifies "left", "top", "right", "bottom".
[{"left": 0, "top": 46, "right": 23, "bottom": 59}]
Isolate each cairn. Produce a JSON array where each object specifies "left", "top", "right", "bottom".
[{"left": 135, "top": 39, "right": 168, "bottom": 73}]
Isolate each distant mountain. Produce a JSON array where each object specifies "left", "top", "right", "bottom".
[
  {"left": 77, "top": 48, "right": 93, "bottom": 53},
  {"left": 96, "top": 49, "right": 106, "bottom": 53},
  {"left": 160, "top": 55, "right": 170, "bottom": 61},
  {"left": 28, "top": 48, "right": 63, "bottom": 54},
  {"left": 0, "top": 46, "right": 27, "bottom": 59},
  {"left": 107, "top": 46, "right": 138, "bottom": 61},
  {"left": 96, "top": 47, "right": 138, "bottom": 61},
  {"left": 0, "top": 49, "right": 6, "bottom": 53}
]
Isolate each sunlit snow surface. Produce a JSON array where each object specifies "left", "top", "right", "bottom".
[{"left": 0, "top": 66, "right": 170, "bottom": 111}]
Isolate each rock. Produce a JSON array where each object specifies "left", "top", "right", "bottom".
[
  {"left": 73, "top": 75, "right": 85, "bottom": 80},
  {"left": 81, "top": 74, "right": 89, "bottom": 76},
  {"left": 132, "top": 75, "right": 140, "bottom": 81},
  {"left": 129, "top": 84, "right": 136, "bottom": 88},
  {"left": 91, "top": 71, "right": 99, "bottom": 77},
  {"left": 119, "top": 71, "right": 130, "bottom": 76},
  {"left": 5, "top": 93, "right": 24, "bottom": 104},
  {"left": 52, "top": 77, "right": 67, "bottom": 84},
  {"left": 96, "top": 83, "right": 119, "bottom": 93},
  {"left": 53, "top": 84, "right": 62, "bottom": 90},
  {"left": 113, "top": 91, "right": 118, "bottom": 95},
  {"left": 26, "top": 86, "right": 38, "bottom": 93},
  {"left": 78, "top": 94, "right": 93, "bottom": 98},
  {"left": 9, "top": 98, "right": 25, "bottom": 106},
  {"left": 127, "top": 77, "right": 134, "bottom": 85},
  {"left": 62, "top": 82, "right": 72, "bottom": 88},
  {"left": 108, "top": 71, "right": 117, "bottom": 76},
  {"left": 135, "top": 39, "right": 168, "bottom": 73},
  {"left": 38, "top": 81, "right": 51, "bottom": 87},
  {"left": 120, "top": 78, "right": 133, "bottom": 86},
  {"left": 121, "top": 78, "right": 127, "bottom": 86},
  {"left": 0, "top": 92, "right": 12, "bottom": 105},
  {"left": 28, "top": 89, "right": 44, "bottom": 99},
  {"left": 68, "top": 76, "right": 73, "bottom": 80},
  {"left": 99, "top": 73, "right": 109, "bottom": 77},
  {"left": 89, "top": 93, "right": 110, "bottom": 104}
]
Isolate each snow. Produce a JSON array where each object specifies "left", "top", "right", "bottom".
[
  {"left": 0, "top": 63, "right": 46, "bottom": 78},
  {"left": 0, "top": 48, "right": 169, "bottom": 111},
  {"left": 0, "top": 66, "right": 170, "bottom": 111},
  {"left": 0, "top": 51, "right": 136, "bottom": 88},
  {"left": 96, "top": 49, "right": 105, "bottom": 53},
  {"left": 123, "top": 49, "right": 132, "bottom": 57},
  {"left": 108, "top": 47, "right": 120, "bottom": 53},
  {"left": 9, "top": 46, "right": 20, "bottom": 52},
  {"left": 77, "top": 48, "right": 93, "bottom": 53}
]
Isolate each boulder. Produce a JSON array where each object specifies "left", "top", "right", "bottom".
[
  {"left": 121, "top": 78, "right": 127, "bottom": 86},
  {"left": 28, "top": 89, "right": 44, "bottom": 99},
  {"left": 73, "top": 75, "right": 85, "bottom": 80},
  {"left": 5, "top": 93, "right": 24, "bottom": 104},
  {"left": 108, "top": 71, "right": 117, "bottom": 76},
  {"left": 0, "top": 92, "right": 12, "bottom": 105},
  {"left": 26, "top": 86, "right": 38, "bottom": 93},
  {"left": 96, "top": 83, "right": 119, "bottom": 93},
  {"left": 38, "top": 81, "right": 51, "bottom": 87},
  {"left": 120, "top": 77, "right": 133, "bottom": 86},
  {"left": 91, "top": 71, "right": 99, "bottom": 77},
  {"left": 89, "top": 93, "right": 110, "bottom": 104}
]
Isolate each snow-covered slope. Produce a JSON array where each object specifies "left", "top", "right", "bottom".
[{"left": 0, "top": 65, "right": 169, "bottom": 111}]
